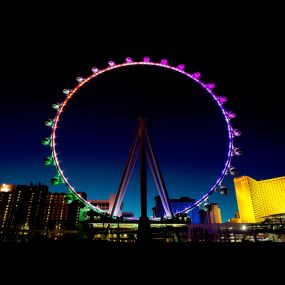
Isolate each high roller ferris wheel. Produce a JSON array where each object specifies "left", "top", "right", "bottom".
[{"left": 42, "top": 56, "right": 243, "bottom": 221}]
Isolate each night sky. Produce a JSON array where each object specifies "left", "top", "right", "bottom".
[{"left": 1, "top": 6, "right": 284, "bottom": 221}]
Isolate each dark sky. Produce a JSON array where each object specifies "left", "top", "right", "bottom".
[{"left": 0, "top": 5, "right": 284, "bottom": 221}]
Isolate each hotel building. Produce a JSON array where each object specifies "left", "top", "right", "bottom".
[{"left": 234, "top": 176, "right": 285, "bottom": 223}]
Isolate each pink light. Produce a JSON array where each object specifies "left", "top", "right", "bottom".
[
  {"left": 233, "top": 129, "right": 242, "bottom": 137},
  {"left": 143, "top": 56, "right": 150, "bottom": 62},
  {"left": 108, "top": 61, "right": 115, "bottom": 67},
  {"left": 177, "top": 64, "right": 185, "bottom": 71},
  {"left": 161, "top": 59, "right": 168, "bottom": 65},
  {"left": 193, "top": 72, "right": 201, "bottom": 79},
  {"left": 218, "top": 96, "right": 227, "bottom": 104},
  {"left": 126, "top": 57, "right": 133, "bottom": 63},
  {"left": 92, "top": 67, "right": 99, "bottom": 73}
]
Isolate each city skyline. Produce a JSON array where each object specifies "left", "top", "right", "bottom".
[{"left": 0, "top": 48, "right": 284, "bottom": 221}]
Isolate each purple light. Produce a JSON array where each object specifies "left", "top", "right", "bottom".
[
  {"left": 218, "top": 96, "right": 227, "bottom": 104},
  {"left": 233, "top": 129, "right": 242, "bottom": 137},
  {"left": 161, "top": 59, "right": 168, "bottom": 65},
  {"left": 108, "top": 61, "right": 115, "bottom": 67},
  {"left": 177, "top": 64, "right": 185, "bottom": 71},
  {"left": 207, "top": 82, "right": 215, "bottom": 90},
  {"left": 227, "top": 111, "right": 236, "bottom": 119},
  {"left": 193, "top": 72, "right": 201, "bottom": 79},
  {"left": 143, "top": 56, "right": 150, "bottom": 62},
  {"left": 233, "top": 148, "right": 243, "bottom": 156},
  {"left": 126, "top": 57, "right": 133, "bottom": 63}
]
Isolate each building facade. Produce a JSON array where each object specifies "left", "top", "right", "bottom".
[
  {"left": 0, "top": 183, "right": 86, "bottom": 240},
  {"left": 208, "top": 203, "right": 222, "bottom": 224},
  {"left": 234, "top": 176, "right": 285, "bottom": 223},
  {"left": 122, "top": 212, "right": 134, "bottom": 219},
  {"left": 199, "top": 203, "right": 223, "bottom": 224},
  {"left": 89, "top": 194, "right": 121, "bottom": 216},
  {"left": 44, "top": 192, "right": 68, "bottom": 237},
  {"left": 0, "top": 184, "right": 17, "bottom": 237},
  {"left": 153, "top": 196, "right": 201, "bottom": 224},
  {"left": 0, "top": 183, "right": 49, "bottom": 237}
]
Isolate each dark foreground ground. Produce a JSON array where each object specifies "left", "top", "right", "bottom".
[
  {"left": 1, "top": 240, "right": 285, "bottom": 272},
  {"left": 1, "top": 242, "right": 284, "bottom": 283}
]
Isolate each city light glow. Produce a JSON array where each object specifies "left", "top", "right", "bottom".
[{"left": 0, "top": 183, "right": 14, "bottom": 193}]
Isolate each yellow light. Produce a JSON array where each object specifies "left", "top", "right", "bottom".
[
  {"left": 1, "top": 184, "right": 11, "bottom": 192},
  {"left": 234, "top": 176, "right": 285, "bottom": 223}
]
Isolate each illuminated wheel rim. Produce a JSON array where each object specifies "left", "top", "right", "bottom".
[{"left": 43, "top": 57, "right": 241, "bottom": 218}]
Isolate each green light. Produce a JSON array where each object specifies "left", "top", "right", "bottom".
[
  {"left": 43, "top": 156, "right": 53, "bottom": 166},
  {"left": 51, "top": 176, "right": 61, "bottom": 186},
  {"left": 41, "top": 137, "right": 51, "bottom": 146}
]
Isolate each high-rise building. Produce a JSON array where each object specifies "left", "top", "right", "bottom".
[
  {"left": 44, "top": 192, "right": 87, "bottom": 237},
  {"left": 44, "top": 192, "right": 68, "bottom": 237},
  {"left": 0, "top": 184, "right": 17, "bottom": 236},
  {"left": 199, "top": 203, "right": 222, "bottom": 224},
  {"left": 234, "top": 176, "right": 285, "bottom": 223},
  {"left": 0, "top": 183, "right": 48, "bottom": 237},
  {"left": 207, "top": 203, "right": 222, "bottom": 224},
  {"left": 153, "top": 196, "right": 200, "bottom": 224},
  {"left": 0, "top": 183, "right": 87, "bottom": 239},
  {"left": 11, "top": 183, "right": 49, "bottom": 233}
]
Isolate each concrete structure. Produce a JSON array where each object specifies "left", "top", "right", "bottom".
[
  {"left": 188, "top": 217, "right": 285, "bottom": 242},
  {"left": 228, "top": 211, "right": 241, "bottom": 224},
  {"left": 89, "top": 194, "right": 122, "bottom": 216},
  {"left": 208, "top": 203, "right": 222, "bottom": 223},
  {"left": 122, "top": 212, "right": 134, "bottom": 219},
  {"left": 234, "top": 176, "right": 285, "bottom": 223}
]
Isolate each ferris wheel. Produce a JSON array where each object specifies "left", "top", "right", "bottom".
[{"left": 42, "top": 56, "right": 242, "bottom": 219}]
